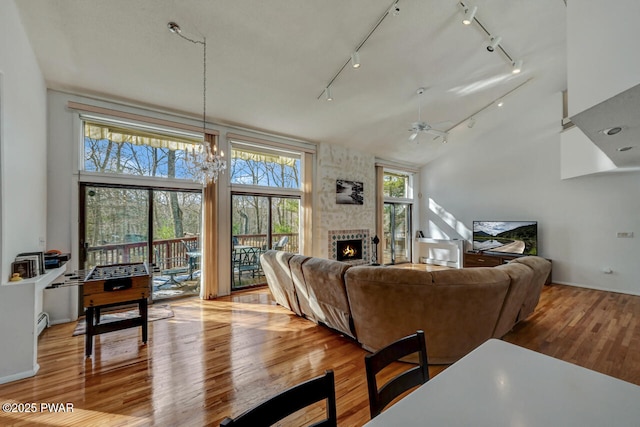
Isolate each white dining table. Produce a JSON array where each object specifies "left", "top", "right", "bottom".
[{"left": 363, "top": 338, "right": 640, "bottom": 427}]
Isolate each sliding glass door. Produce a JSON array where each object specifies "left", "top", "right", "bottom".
[
  {"left": 151, "top": 190, "right": 202, "bottom": 299},
  {"left": 80, "top": 184, "right": 202, "bottom": 301},
  {"left": 231, "top": 194, "right": 299, "bottom": 290},
  {"left": 81, "top": 186, "right": 150, "bottom": 267},
  {"left": 383, "top": 202, "right": 412, "bottom": 265}
]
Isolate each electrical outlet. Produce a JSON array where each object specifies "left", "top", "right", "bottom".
[{"left": 617, "top": 232, "right": 634, "bottom": 238}]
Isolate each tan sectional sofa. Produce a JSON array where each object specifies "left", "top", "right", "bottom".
[{"left": 261, "top": 250, "right": 551, "bottom": 364}]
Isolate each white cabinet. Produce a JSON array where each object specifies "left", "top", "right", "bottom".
[
  {"left": 0, "top": 264, "right": 67, "bottom": 384},
  {"left": 415, "top": 238, "right": 466, "bottom": 268}
]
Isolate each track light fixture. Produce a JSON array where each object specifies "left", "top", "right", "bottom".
[
  {"left": 487, "top": 36, "right": 502, "bottom": 52},
  {"left": 167, "top": 22, "right": 181, "bottom": 34},
  {"left": 351, "top": 51, "right": 361, "bottom": 69},
  {"left": 459, "top": 2, "right": 524, "bottom": 74},
  {"left": 325, "top": 87, "right": 333, "bottom": 101},
  {"left": 462, "top": 5, "right": 477, "bottom": 25},
  {"left": 389, "top": 2, "right": 400, "bottom": 16},
  {"left": 318, "top": 0, "right": 400, "bottom": 100},
  {"left": 512, "top": 59, "right": 523, "bottom": 74},
  {"left": 467, "top": 117, "right": 476, "bottom": 128},
  {"left": 496, "top": 99, "right": 504, "bottom": 107}
]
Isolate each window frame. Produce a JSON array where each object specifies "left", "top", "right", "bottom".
[
  {"left": 228, "top": 139, "right": 303, "bottom": 199},
  {"left": 79, "top": 115, "right": 206, "bottom": 189},
  {"left": 383, "top": 169, "right": 414, "bottom": 204}
]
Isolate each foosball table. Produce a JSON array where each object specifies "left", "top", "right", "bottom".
[{"left": 83, "top": 262, "right": 151, "bottom": 357}]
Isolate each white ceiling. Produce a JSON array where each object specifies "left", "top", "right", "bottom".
[
  {"left": 15, "top": 0, "right": 567, "bottom": 167},
  {"left": 571, "top": 83, "right": 640, "bottom": 168}
]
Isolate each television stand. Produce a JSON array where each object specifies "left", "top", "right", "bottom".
[{"left": 463, "top": 252, "right": 552, "bottom": 285}]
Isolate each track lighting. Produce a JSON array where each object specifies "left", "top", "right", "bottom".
[
  {"left": 389, "top": 2, "right": 400, "bottom": 16},
  {"left": 167, "top": 22, "right": 181, "bottom": 33},
  {"left": 462, "top": 6, "right": 477, "bottom": 25},
  {"left": 325, "top": 87, "right": 333, "bottom": 101},
  {"left": 351, "top": 51, "right": 361, "bottom": 69},
  {"left": 512, "top": 59, "right": 523, "bottom": 74},
  {"left": 496, "top": 99, "right": 504, "bottom": 107},
  {"left": 487, "top": 36, "right": 501, "bottom": 52},
  {"left": 467, "top": 117, "right": 476, "bottom": 128}
]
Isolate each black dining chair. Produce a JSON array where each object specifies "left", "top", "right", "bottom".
[
  {"left": 220, "top": 370, "right": 337, "bottom": 427},
  {"left": 364, "top": 330, "right": 429, "bottom": 419}
]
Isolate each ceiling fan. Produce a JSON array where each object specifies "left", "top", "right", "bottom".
[{"left": 408, "top": 87, "right": 449, "bottom": 142}]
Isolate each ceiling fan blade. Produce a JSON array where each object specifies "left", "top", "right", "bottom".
[
  {"left": 425, "top": 129, "right": 447, "bottom": 138},
  {"left": 408, "top": 132, "right": 418, "bottom": 141},
  {"left": 430, "top": 120, "right": 452, "bottom": 129}
]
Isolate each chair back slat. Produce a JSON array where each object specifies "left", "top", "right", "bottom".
[
  {"left": 365, "top": 330, "right": 429, "bottom": 419},
  {"left": 221, "top": 370, "right": 337, "bottom": 427}
]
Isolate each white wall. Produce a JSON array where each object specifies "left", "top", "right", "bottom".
[
  {"left": 0, "top": 0, "right": 48, "bottom": 381},
  {"left": 421, "top": 82, "right": 640, "bottom": 295},
  {"left": 567, "top": 0, "right": 640, "bottom": 116}
]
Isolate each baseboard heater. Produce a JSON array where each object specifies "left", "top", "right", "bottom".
[
  {"left": 36, "top": 312, "right": 49, "bottom": 336},
  {"left": 417, "top": 238, "right": 465, "bottom": 269}
]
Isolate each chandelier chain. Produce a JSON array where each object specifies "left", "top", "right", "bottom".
[{"left": 170, "top": 23, "right": 226, "bottom": 185}]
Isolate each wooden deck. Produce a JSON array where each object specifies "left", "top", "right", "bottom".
[{"left": 1, "top": 282, "right": 640, "bottom": 426}]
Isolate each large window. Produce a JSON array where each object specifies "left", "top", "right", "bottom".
[
  {"left": 230, "top": 144, "right": 301, "bottom": 188},
  {"left": 83, "top": 121, "right": 203, "bottom": 180},
  {"left": 383, "top": 171, "right": 411, "bottom": 198},
  {"left": 230, "top": 141, "right": 303, "bottom": 290},
  {"left": 382, "top": 170, "right": 414, "bottom": 265},
  {"left": 80, "top": 118, "right": 204, "bottom": 300}
]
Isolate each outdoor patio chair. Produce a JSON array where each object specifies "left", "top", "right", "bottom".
[
  {"left": 233, "top": 247, "right": 262, "bottom": 286},
  {"left": 181, "top": 239, "right": 200, "bottom": 279},
  {"left": 152, "top": 248, "right": 190, "bottom": 287},
  {"left": 273, "top": 236, "right": 289, "bottom": 250}
]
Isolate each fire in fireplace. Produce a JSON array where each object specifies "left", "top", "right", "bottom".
[{"left": 337, "top": 239, "right": 363, "bottom": 262}]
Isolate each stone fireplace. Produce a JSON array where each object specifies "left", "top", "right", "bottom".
[{"left": 328, "top": 229, "right": 370, "bottom": 265}]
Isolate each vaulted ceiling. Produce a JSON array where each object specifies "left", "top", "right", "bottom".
[{"left": 15, "top": 0, "right": 567, "bottom": 167}]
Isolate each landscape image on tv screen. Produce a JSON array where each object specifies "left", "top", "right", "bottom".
[{"left": 473, "top": 221, "right": 538, "bottom": 255}]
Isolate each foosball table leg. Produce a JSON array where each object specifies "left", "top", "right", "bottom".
[
  {"left": 85, "top": 306, "right": 94, "bottom": 357},
  {"left": 140, "top": 299, "right": 148, "bottom": 344}
]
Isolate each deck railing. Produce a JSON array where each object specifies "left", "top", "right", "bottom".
[
  {"left": 86, "top": 233, "right": 299, "bottom": 269},
  {"left": 86, "top": 236, "right": 199, "bottom": 269},
  {"left": 233, "top": 233, "right": 298, "bottom": 253}
]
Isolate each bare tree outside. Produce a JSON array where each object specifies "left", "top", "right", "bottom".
[
  {"left": 230, "top": 147, "right": 301, "bottom": 245},
  {"left": 83, "top": 122, "right": 202, "bottom": 245}
]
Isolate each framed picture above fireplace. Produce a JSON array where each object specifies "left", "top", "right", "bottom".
[{"left": 336, "top": 179, "right": 363, "bottom": 205}]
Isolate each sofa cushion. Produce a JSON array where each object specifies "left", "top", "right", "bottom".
[
  {"left": 346, "top": 266, "right": 510, "bottom": 364},
  {"left": 509, "top": 256, "right": 552, "bottom": 320},
  {"left": 300, "top": 257, "right": 355, "bottom": 339},
  {"left": 289, "top": 254, "right": 313, "bottom": 319},
  {"left": 261, "top": 250, "right": 300, "bottom": 315},
  {"left": 492, "top": 262, "right": 534, "bottom": 337}
]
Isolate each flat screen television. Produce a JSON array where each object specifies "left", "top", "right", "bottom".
[{"left": 472, "top": 221, "right": 538, "bottom": 255}]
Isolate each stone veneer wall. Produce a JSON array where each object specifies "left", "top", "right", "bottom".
[{"left": 315, "top": 143, "right": 376, "bottom": 258}]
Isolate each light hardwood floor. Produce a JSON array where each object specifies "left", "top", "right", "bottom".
[{"left": 1, "top": 281, "right": 640, "bottom": 426}]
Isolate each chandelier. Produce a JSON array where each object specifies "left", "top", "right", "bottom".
[{"left": 168, "top": 22, "right": 226, "bottom": 185}]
